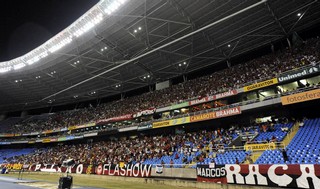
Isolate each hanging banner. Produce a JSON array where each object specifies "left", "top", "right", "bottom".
[
  {"left": 197, "top": 164, "right": 320, "bottom": 189},
  {"left": 244, "top": 143, "right": 276, "bottom": 151},
  {"left": 215, "top": 107, "right": 241, "bottom": 118},
  {"left": 96, "top": 114, "right": 133, "bottom": 124},
  {"left": 243, "top": 78, "right": 278, "bottom": 92},
  {"left": 133, "top": 108, "right": 156, "bottom": 118},
  {"left": 197, "top": 164, "right": 227, "bottom": 183},
  {"left": 190, "top": 112, "right": 216, "bottom": 122},
  {"left": 27, "top": 163, "right": 152, "bottom": 178},
  {"left": 281, "top": 89, "right": 320, "bottom": 105},
  {"left": 153, "top": 117, "right": 190, "bottom": 128},
  {"left": 278, "top": 64, "right": 320, "bottom": 83}
]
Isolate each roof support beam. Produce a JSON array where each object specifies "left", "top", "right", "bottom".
[
  {"left": 41, "top": 0, "right": 268, "bottom": 101},
  {"left": 265, "top": 1, "right": 287, "bottom": 36}
]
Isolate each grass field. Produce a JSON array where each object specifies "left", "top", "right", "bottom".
[{"left": 2, "top": 172, "right": 197, "bottom": 189}]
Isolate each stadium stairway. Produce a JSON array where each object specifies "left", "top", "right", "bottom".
[
  {"left": 246, "top": 122, "right": 299, "bottom": 164},
  {"left": 281, "top": 121, "right": 300, "bottom": 147}
]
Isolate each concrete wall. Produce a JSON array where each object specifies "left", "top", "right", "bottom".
[
  {"left": 25, "top": 171, "right": 284, "bottom": 189},
  {"left": 151, "top": 167, "right": 196, "bottom": 179}
]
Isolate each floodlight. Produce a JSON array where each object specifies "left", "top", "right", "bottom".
[{"left": 13, "top": 63, "right": 26, "bottom": 70}]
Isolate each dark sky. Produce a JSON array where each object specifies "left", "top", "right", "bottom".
[{"left": 0, "top": 0, "right": 99, "bottom": 61}]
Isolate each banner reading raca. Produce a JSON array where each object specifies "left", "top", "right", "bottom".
[{"left": 197, "top": 164, "right": 320, "bottom": 189}]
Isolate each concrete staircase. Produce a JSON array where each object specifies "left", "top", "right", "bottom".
[{"left": 282, "top": 121, "right": 300, "bottom": 148}]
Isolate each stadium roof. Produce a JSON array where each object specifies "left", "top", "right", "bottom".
[{"left": 0, "top": 0, "right": 319, "bottom": 113}]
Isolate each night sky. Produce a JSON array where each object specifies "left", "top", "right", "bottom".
[{"left": 0, "top": 0, "right": 99, "bottom": 61}]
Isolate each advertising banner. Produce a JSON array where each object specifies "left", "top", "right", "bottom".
[
  {"left": 244, "top": 143, "right": 276, "bottom": 151},
  {"left": 75, "top": 122, "right": 96, "bottom": 129},
  {"left": 137, "top": 124, "right": 152, "bottom": 131},
  {"left": 153, "top": 117, "right": 190, "bottom": 128},
  {"left": 169, "top": 117, "right": 190, "bottom": 126},
  {"left": 190, "top": 112, "right": 216, "bottom": 122},
  {"left": 96, "top": 114, "right": 133, "bottom": 124},
  {"left": 153, "top": 120, "right": 171, "bottom": 128},
  {"left": 243, "top": 78, "right": 278, "bottom": 92},
  {"left": 118, "top": 126, "right": 138, "bottom": 132},
  {"left": 27, "top": 163, "right": 152, "bottom": 178},
  {"left": 278, "top": 64, "right": 320, "bottom": 83},
  {"left": 281, "top": 89, "right": 320, "bottom": 105},
  {"left": 214, "top": 90, "right": 238, "bottom": 100},
  {"left": 42, "top": 139, "right": 51, "bottom": 143},
  {"left": 189, "top": 90, "right": 238, "bottom": 106},
  {"left": 189, "top": 97, "right": 213, "bottom": 106},
  {"left": 133, "top": 108, "right": 156, "bottom": 118},
  {"left": 197, "top": 164, "right": 320, "bottom": 189},
  {"left": 215, "top": 107, "right": 241, "bottom": 118}
]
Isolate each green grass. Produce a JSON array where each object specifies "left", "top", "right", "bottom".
[{"left": 2, "top": 172, "right": 197, "bottom": 189}]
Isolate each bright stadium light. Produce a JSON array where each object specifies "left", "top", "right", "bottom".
[
  {"left": 0, "top": 0, "right": 126, "bottom": 73},
  {"left": 0, "top": 67, "right": 12, "bottom": 73},
  {"left": 13, "top": 63, "right": 26, "bottom": 70},
  {"left": 104, "top": 0, "right": 125, "bottom": 14}
]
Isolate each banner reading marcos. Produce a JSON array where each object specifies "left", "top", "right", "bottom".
[
  {"left": 243, "top": 78, "right": 278, "bottom": 92},
  {"left": 197, "top": 164, "right": 227, "bottom": 183},
  {"left": 281, "top": 89, "right": 320, "bottom": 105},
  {"left": 197, "top": 164, "right": 320, "bottom": 189}
]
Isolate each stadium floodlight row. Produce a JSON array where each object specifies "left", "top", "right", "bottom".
[{"left": 0, "top": 0, "right": 126, "bottom": 73}]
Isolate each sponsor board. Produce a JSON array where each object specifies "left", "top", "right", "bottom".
[
  {"left": 133, "top": 108, "right": 156, "bottom": 118},
  {"left": 243, "top": 78, "right": 278, "bottom": 92},
  {"left": 190, "top": 107, "right": 241, "bottom": 123},
  {"left": 75, "top": 122, "right": 96, "bottom": 129},
  {"left": 190, "top": 112, "right": 216, "bottom": 122},
  {"left": 137, "top": 124, "right": 152, "bottom": 131},
  {"left": 169, "top": 117, "right": 190, "bottom": 126},
  {"left": 244, "top": 143, "right": 276, "bottom": 151},
  {"left": 153, "top": 120, "right": 170, "bottom": 128},
  {"left": 278, "top": 64, "right": 320, "bottom": 83},
  {"left": 214, "top": 90, "right": 238, "bottom": 100},
  {"left": 281, "top": 89, "right": 320, "bottom": 105},
  {"left": 118, "top": 126, "right": 138, "bottom": 132},
  {"left": 96, "top": 114, "right": 133, "bottom": 124},
  {"left": 197, "top": 164, "right": 320, "bottom": 189},
  {"left": 27, "top": 163, "right": 152, "bottom": 178},
  {"left": 189, "top": 90, "right": 238, "bottom": 106},
  {"left": 153, "top": 117, "right": 190, "bottom": 128},
  {"left": 42, "top": 139, "right": 51, "bottom": 143},
  {"left": 215, "top": 107, "right": 241, "bottom": 118}
]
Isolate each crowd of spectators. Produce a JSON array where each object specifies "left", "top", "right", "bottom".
[
  {"left": 5, "top": 127, "right": 236, "bottom": 165},
  {"left": 3, "top": 37, "right": 320, "bottom": 134}
]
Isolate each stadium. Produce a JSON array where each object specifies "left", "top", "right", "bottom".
[{"left": 0, "top": 0, "right": 320, "bottom": 189}]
